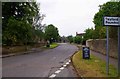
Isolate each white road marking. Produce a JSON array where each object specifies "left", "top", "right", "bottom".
[
  {"left": 66, "top": 62, "right": 69, "bottom": 65},
  {"left": 49, "top": 59, "right": 71, "bottom": 78},
  {"left": 49, "top": 74, "right": 56, "bottom": 78},
  {"left": 55, "top": 70, "right": 61, "bottom": 74},
  {"left": 68, "top": 60, "right": 71, "bottom": 63},
  {"left": 60, "top": 67, "right": 64, "bottom": 70},
  {"left": 63, "top": 64, "right": 67, "bottom": 67}
]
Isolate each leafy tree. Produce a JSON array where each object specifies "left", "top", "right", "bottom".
[
  {"left": 44, "top": 24, "right": 59, "bottom": 43},
  {"left": 2, "top": 2, "right": 39, "bottom": 28},
  {"left": 93, "top": 26, "right": 106, "bottom": 39},
  {"left": 3, "top": 17, "right": 33, "bottom": 45},
  {"left": 2, "top": 2, "right": 45, "bottom": 45},
  {"left": 93, "top": 1, "right": 120, "bottom": 40},
  {"left": 33, "top": 29, "right": 44, "bottom": 42},
  {"left": 83, "top": 28, "right": 95, "bottom": 41},
  {"left": 73, "top": 36, "right": 82, "bottom": 44},
  {"left": 94, "top": 2, "right": 120, "bottom": 27},
  {"left": 67, "top": 35, "right": 73, "bottom": 43}
]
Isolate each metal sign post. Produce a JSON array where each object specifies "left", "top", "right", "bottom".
[
  {"left": 118, "top": 27, "right": 120, "bottom": 76},
  {"left": 104, "top": 16, "right": 120, "bottom": 76},
  {"left": 106, "top": 26, "right": 109, "bottom": 75}
]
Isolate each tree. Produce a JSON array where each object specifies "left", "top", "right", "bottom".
[
  {"left": 44, "top": 24, "right": 59, "bottom": 43},
  {"left": 2, "top": 2, "right": 38, "bottom": 30},
  {"left": 83, "top": 28, "right": 95, "bottom": 41},
  {"left": 73, "top": 36, "right": 82, "bottom": 44},
  {"left": 2, "top": 2, "right": 45, "bottom": 45},
  {"left": 93, "top": 1, "right": 120, "bottom": 40},
  {"left": 33, "top": 29, "right": 44, "bottom": 42},
  {"left": 67, "top": 35, "right": 73, "bottom": 43},
  {"left": 3, "top": 17, "right": 33, "bottom": 45}
]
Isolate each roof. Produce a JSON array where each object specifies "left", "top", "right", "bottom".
[{"left": 76, "top": 32, "right": 85, "bottom": 36}]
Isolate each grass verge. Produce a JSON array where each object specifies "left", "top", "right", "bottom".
[
  {"left": 72, "top": 51, "right": 117, "bottom": 77},
  {"left": 44, "top": 43, "right": 59, "bottom": 49},
  {"left": 49, "top": 43, "right": 58, "bottom": 49}
]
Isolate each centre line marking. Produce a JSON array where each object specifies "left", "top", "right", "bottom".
[
  {"left": 68, "top": 60, "right": 71, "bottom": 62},
  {"left": 60, "top": 67, "right": 64, "bottom": 70},
  {"left": 49, "top": 74, "right": 56, "bottom": 78},
  {"left": 49, "top": 59, "right": 71, "bottom": 78},
  {"left": 63, "top": 64, "right": 67, "bottom": 67},
  {"left": 55, "top": 70, "right": 61, "bottom": 74},
  {"left": 66, "top": 62, "right": 69, "bottom": 65}
]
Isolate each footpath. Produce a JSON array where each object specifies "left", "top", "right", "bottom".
[{"left": 91, "top": 50, "right": 118, "bottom": 69}]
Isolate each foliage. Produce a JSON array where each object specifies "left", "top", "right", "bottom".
[
  {"left": 44, "top": 24, "right": 59, "bottom": 43},
  {"left": 67, "top": 35, "right": 73, "bottom": 43},
  {"left": 93, "top": 1, "right": 120, "bottom": 40},
  {"left": 94, "top": 26, "right": 106, "bottom": 39},
  {"left": 2, "top": 2, "right": 39, "bottom": 29},
  {"left": 83, "top": 28, "right": 95, "bottom": 41},
  {"left": 83, "top": 27, "right": 106, "bottom": 42},
  {"left": 73, "top": 36, "right": 82, "bottom": 44},
  {"left": 3, "top": 17, "right": 33, "bottom": 45},
  {"left": 2, "top": 2, "right": 45, "bottom": 46},
  {"left": 33, "top": 29, "right": 44, "bottom": 42}
]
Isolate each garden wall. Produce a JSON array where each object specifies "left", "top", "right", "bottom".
[{"left": 86, "top": 39, "right": 118, "bottom": 59}]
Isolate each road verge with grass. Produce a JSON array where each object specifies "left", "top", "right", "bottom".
[
  {"left": 45, "top": 43, "right": 59, "bottom": 49},
  {"left": 72, "top": 51, "right": 117, "bottom": 77}
]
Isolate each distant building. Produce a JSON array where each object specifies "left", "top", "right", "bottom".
[
  {"left": 60, "top": 36, "right": 68, "bottom": 43},
  {"left": 76, "top": 32, "right": 86, "bottom": 45},
  {"left": 76, "top": 32, "right": 85, "bottom": 37}
]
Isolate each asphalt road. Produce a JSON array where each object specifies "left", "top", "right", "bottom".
[{"left": 2, "top": 43, "right": 78, "bottom": 77}]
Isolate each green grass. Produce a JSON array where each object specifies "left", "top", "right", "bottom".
[
  {"left": 44, "top": 43, "right": 59, "bottom": 49},
  {"left": 49, "top": 43, "right": 58, "bottom": 48},
  {"left": 72, "top": 51, "right": 118, "bottom": 77}
]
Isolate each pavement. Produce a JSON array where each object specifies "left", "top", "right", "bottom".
[
  {"left": 91, "top": 50, "right": 118, "bottom": 69},
  {"left": 2, "top": 43, "right": 79, "bottom": 77}
]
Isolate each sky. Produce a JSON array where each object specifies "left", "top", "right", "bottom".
[{"left": 36, "top": 0, "right": 110, "bottom": 36}]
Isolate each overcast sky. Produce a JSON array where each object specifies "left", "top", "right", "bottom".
[{"left": 36, "top": 0, "right": 110, "bottom": 36}]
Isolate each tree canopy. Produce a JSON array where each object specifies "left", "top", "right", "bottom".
[
  {"left": 44, "top": 24, "right": 59, "bottom": 43},
  {"left": 2, "top": 2, "right": 45, "bottom": 46},
  {"left": 93, "top": 1, "right": 120, "bottom": 40},
  {"left": 67, "top": 35, "right": 73, "bottom": 43},
  {"left": 73, "top": 36, "right": 82, "bottom": 44}
]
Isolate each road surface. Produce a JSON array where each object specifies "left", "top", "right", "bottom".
[{"left": 2, "top": 43, "right": 78, "bottom": 78}]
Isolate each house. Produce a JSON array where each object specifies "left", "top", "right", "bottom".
[
  {"left": 76, "top": 32, "right": 85, "bottom": 37},
  {"left": 76, "top": 32, "right": 86, "bottom": 45}
]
